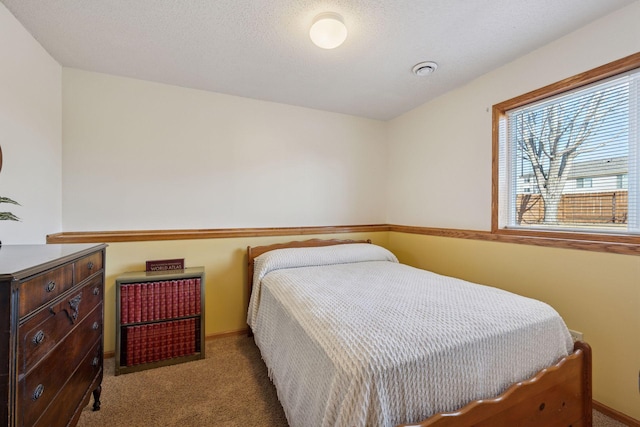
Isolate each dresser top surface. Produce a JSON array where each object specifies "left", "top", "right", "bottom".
[{"left": 0, "top": 243, "right": 106, "bottom": 281}]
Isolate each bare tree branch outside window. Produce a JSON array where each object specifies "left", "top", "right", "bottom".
[{"left": 514, "top": 91, "right": 624, "bottom": 224}]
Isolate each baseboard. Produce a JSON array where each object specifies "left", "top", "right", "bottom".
[
  {"left": 205, "top": 328, "right": 249, "bottom": 340},
  {"left": 594, "top": 400, "right": 640, "bottom": 426}
]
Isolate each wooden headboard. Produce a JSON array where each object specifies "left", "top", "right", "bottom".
[{"left": 246, "top": 238, "right": 371, "bottom": 333}]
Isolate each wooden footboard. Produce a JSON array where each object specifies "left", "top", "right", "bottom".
[{"left": 399, "top": 341, "right": 592, "bottom": 427}]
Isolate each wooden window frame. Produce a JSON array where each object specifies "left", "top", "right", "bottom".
[{"left": 492, "top": 52, "right": 640, "bottom": 251}]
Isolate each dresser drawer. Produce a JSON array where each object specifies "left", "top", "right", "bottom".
[
  {"left": 75, "top": 252, "right": 103, "bottom": 284},
  {"left": 32, "top": 341, "right": 102, "bottom": 427},
  {"left": 19, "top": 264, "right": 74, "bottom": 318},
  {"left": 18, "top": 275, "right": 103, "bottom": 376},
  {"left": 18, "top": 304, "right": 102, "bottom": 427}
]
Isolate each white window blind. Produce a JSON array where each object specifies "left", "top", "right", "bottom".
[{"left": 498, "top": 68, "right": 640, "bottom": 235}]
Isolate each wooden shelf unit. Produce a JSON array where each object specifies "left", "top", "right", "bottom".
[{"left": 115, "top": 267, "right": 205, "bottom": 375}]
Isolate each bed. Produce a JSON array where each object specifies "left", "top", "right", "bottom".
[{"left": 246, "top": 238, "right": 592, "bottom": 427}]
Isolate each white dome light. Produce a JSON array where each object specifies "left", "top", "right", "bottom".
[{"left": 309, "top": 13, "right": 347, "bottom": 49}]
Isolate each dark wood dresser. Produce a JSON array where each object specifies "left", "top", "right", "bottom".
[{"left": 0, "top": 243, "right": 107, "bottom": 427}]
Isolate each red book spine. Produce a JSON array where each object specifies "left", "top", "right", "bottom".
[
  {"left": 153, "top": 282, "right": 160, "bottom": 321},
  {"left": 133, "top": 284, "right": 141, "bottom": 323},
  {"left": 133, "top": 326, "right": 141, "bottom": 366},
  {"left": 188, "top": 279, "right": 195, "bottom": 316},
  {"left": 150, "top": 324, "right": 156, "bottom": 363},
  {"left": 174, "top": 321, "right": 181, "bottom": 357},
  {"left": 177, "top": 280, "right": 184, "bottom": 317},
  {"left": 173, "top": 321, "right": 180, "bottom": 357},
  {"left": 167, "top": 322, "right": 174, "bottom": 359},
  {"left": 184, "top": 279, "right": 190, "bottom": 316},
  {"left": 141, "top": 283, "right": 148, "bottom": 322},
  {"left": 195, "top": 278, "right": 201, "bottom": 314},
  {"left": 126, "top": 326, "right": 134, "bottom": 366},
  {"left": 147, "top": 282, "right": 154, "bottom": 321},
  {"left": 169, "top": 321, "right": 176, "bottom": 358},
  {"left": 159, "top": 322, "right": 167, "bottom": 361},
  {"left": 189, "top": 318, "right": 196, "bottom": 355},
  {"left": 144, "top": 324, "right": 151, "bottom": 364},
  {"left": 159, "top": 281, "right": 166, "bottom": 320},
  {"left": 148, "top": 324, "right": 154, "bottom": 363},
  {"left": 147, "top": 324, "right": 153, "bottom": 363},
  {"left": 174, "top": 320, "right": 180, "bottom": 357},
  {"left": 149, "top": 323, "right": 160, "bottom": 362},
  {"left": 156, "top": 323, "right": 162, "bottom": 362},
  {"left": 140, "top": 324, "right": 148, "bottom": 364},
  {"left": 166, "top": 281, "right": 173, "bottom": 319},
  {"left": 172, "top": 281, "right": 179, "bottom": 318},
  {"left": 180, "top": 320, "right": 187, "bottom": 357},
  {"left": 182, "top": 319, "right": 191, "bottom": 356},
  {"left": 165, "top": 322, "right": 172, "bottom": 358},
  {"left": 120, "top": 285, "right": 129, "bottom": 324},
  {"left": 143, "top": 324, "right": 150, "bottom": 364}
]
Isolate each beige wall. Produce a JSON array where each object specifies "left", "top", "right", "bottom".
[
  {"left": 62, "top": 69, "right": 388, "bottom": 232},
  {"left": 0, "top": 3, "right": 62, "bottom": 243}
]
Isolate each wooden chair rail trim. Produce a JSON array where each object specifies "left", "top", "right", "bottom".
[
  {"left": 389, "top": 225, "right": 640, "bottom": 256},
  {"left": 46, "top": 224, "right": 640, "bottom": 255},
  {"left": 45, "top": 224, "right": 390, "bottom": 244}
]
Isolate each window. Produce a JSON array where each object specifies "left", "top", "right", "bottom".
[
  {"left": 576, "top": 177, "right": 593, "bottom": 189},
  {"left": 493, "top": 53, "right": 640, "bottom": 239},
  {"left": 617, "top": 174, "right": 628, "bottom": 189}
]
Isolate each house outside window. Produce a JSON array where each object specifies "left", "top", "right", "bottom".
[{"left": 493, "top": 54, "right": 640, "bottom": 236}]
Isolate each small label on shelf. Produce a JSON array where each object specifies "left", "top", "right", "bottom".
[{"left": 145, "top": 258, "right": 185, "bottom": 272}]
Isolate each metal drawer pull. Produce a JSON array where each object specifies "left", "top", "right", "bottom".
[
  {"left": 87, "top": 261, "right": 94, "bottom": 270},
  {"left": 32, "top": 330, "right": 45, "bottom": 345},
  {"left": 32, "top": 384, "right": 44, "bottom": 401},
  {"left": 91, "top": 357, "right": 100, "bottom": 367},
  {"left": 93, "top": 287, "right": 100, "bottom": 296},
  {"left": 50, "top": 293, "right": 82, "bottom": 324},
  {"left": 92, "top": 321, "right": 99, "bottom": 330},
  {"left": 45, "top": 281, "right": 56, "bottom": 293},
  {"left": 68, "top": 294, "right": 82, "bottom": 321}
]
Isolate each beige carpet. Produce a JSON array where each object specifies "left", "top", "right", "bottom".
[{"left": 78, "top": 335, "right": 627, "bottom": 427}]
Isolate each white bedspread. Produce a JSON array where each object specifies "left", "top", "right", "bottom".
[{"left": 248, "top": 244, "right": 573, "bottom": 427}]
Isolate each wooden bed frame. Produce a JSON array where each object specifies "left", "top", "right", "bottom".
[{"left": 246, "top": 238, "right": 593, "bottom": 427}]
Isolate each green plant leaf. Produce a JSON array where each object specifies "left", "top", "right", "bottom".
[
  {"left": 0, "top": 197, "right": 20, "bottom": 206},
  {"left": 0, "top": 212, "right": 20, "bottom": 221}
]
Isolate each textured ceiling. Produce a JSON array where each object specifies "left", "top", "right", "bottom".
[{"left": 1, "top": 0, "right": 635, "bottom": 120}]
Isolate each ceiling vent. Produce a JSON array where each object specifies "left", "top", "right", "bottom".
[{"left": 412, "top": 61, "right": 438, "bottom": 76}]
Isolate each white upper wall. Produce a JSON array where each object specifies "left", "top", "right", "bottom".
[
  {"left": 0, "top": 3, "right": 62, "bottom": 243},
  {"left": 386, "top": 1, "right": 640, "bottom": 231},
  {"left": 62, "top": 69, "right": 388, "bottom": 231},
  {"left": 3, "top": 1, "right": 639, "bottom": 238}
]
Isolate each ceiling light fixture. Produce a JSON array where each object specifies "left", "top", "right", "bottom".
[
  {"left": 309, "top": 13, "right": 348, "bottom": 49},
  {"left": 412, "top": 61, "right": 438, "bottom": 76}
]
